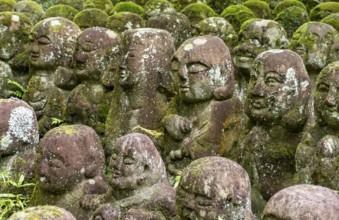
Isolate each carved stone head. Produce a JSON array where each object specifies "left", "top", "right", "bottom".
[
  {"left": 245, "top": 49, "right": 311, "bottom": 129},
  {"left": 29, "top": 17, "right": 81, "bottom": 70},
  {"left": 37, "top": 124, "right": 104, "bottom": 194},
  {"left": 172, "top": 35, "right": 234, "bottom": 103},
  {"left": 176, "top": 156, "right": 253, "bottom": 219},
  {"left": 233, "top": 19, "right": 289, "bottom": 75},
  {"left": 262, "top": 184, "right": 339, "bottom": 220},
  {"left": 106, "top": 133, "right": 166, "bottom": 192}
]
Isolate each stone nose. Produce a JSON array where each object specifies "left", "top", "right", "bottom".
[{"left": 251, "top": 80, "right": 265, "bottom": 97}]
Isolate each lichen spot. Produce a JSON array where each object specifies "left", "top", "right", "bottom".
[
  {"left": 184, "top": 43, "right": 193, "bottom": 51},
  {"left": 193, "top": 38, "right": 207, "bottom": 46},
  {"left": 11, "top": 15, "right": 20, "bottom": 22},
  {"left": 106, "top": 30, "right": 117, "bottom": 39}
]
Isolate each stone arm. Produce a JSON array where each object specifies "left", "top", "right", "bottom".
[{"left": 162, "top": 114, "right": 192, "bottom": 141}]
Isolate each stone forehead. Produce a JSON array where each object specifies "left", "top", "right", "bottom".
[
  {"left": 79, "top": 27, "right": 120, "bottom": 46},
  {"left": 32, "top": 17, "right": 80, "bottom": 35},
  {"left": 319, "top": 61, "right": 339, "bottom": 76},
  {"left": 124, "top": 28, "right": 172, "bottom": 44},
  {"left": 256, "top": 49, "right": 305, "bottom": 70},
  {"left": 300, "top": 22, "right": 337, "bottom": 38}
]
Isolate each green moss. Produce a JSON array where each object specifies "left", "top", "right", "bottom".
[
  {"left": 106, "top": 12, "right": 145, "bottom": 32},
  {"left": 310, "top": 2, "right": 339, "bottom": 21},
  {"left": 243, "top": 0, "right": 271, "bottom": 19},
  {"left": 44, "top": 4, "right": 79, "bottom": 20},
  {"left": 144, "top": 0, "right": 175, "bottom": 18},
  {"left": 55, "top": 0, "right": 85, "bottom": 11},
  {"left": 14, "top": 0, "right": 44, "bottom": 24},
  {"left": 181, "top": 3, "right": 218, "bottom": 26},
  {"left": 83, "top": 0, "right": 113, "bottom": 13},
  {"left": 221, "top": 5, "right": 256, "bottom": 32},
  {"left": 73, "top": 8, "right": 108, "bottom": 29},
  {"left": 0, "top": 12, "right": 32, "bottom": 42},
  {"left": 0, "top": 0, "right": 16, "bottom": 12},
  {"left": 110, "top": 2, "right": 145, "bottom": 17},
  {"left": 272, "top": 0, "right": 307, "bottom": 17},
  {"left": 274, "top": 6, "right": 309, "bottom": 39},
  {"left": 54, "top": 125, "right": 79, "bottom": 135},
  {"left": 321, "top": 13, "right": 339, "bottom": 32}
]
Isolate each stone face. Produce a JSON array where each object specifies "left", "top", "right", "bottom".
[
  {"left": 8, "top": 205, "right": 76, "bottom": 220},
  {"left": 176, "top": 156, "right": 253, "bottom": 220},
  {"left": 262, "top": 184, "right": 339, "bottom": 220},
  {"left": 34, "top": 124, "right": 107, "bottom": 219},
  {"left": 92, "top": 133, "right": 175, "bottom": 219}
]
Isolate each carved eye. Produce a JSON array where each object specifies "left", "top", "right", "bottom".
[
  {"left": 123, "top": 156, "right": 135, "bottom": 164},
  {"left": 81, "top": 42, "right": 96, "bottom": 52},
  {"left": 196, "top": 196, "right": 213, "bottom": 207},
  {"left": 171, "top": 59, "right": 179, "bottom": 71},
  {"left": 187, "top": 63, "right": 209, "bottom": 73},
  {"left": 265, "top": 72, "right": 283, "bottom": 86},
  {"left": 37, "top": 36, "right": 51, "bottom": 45},
  {"left": 317, "top": 83, "right": 329, "bottom": 92}
]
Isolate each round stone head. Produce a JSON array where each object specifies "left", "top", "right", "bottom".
[
  {"left": 0, "top": 12, "right": 32, "bottom": 62},
  {"left": 289, "top": 22, "right": 338, "bottom": 73},
  {"left": 245, "top": 49, "right": 311, "bottom": 129},
  {"left": 74, "top": 27, "right": 120, "bottom": 82},
  {"left": 314, "top": 61, "right": 339, "bottom": 129},
  {"left": 37, "top": 124, "right": 104, "bottom": 194},
  {"left": 8, "top": 205, "right": 76, "bottom": 220},
  {"left": 29, "top": 17, "right": 81, "bottom": 70},
  {"left": 176, "top": 156, "right": 253, "bottom": 220},
  {"left": 119, "top": 28, "right": 175, "bottom": 89},
  {"left": 106, "top": 133, "right": 166, "bottom": 191},
  {"left": 232, "top": 19, "right": 289, "bottom": 74},
  {"left": 262, "top": 184, "right": 339, "bottom": 220},
  {"left": 172, "top": 35, "right": 234, "bottom": 104}
]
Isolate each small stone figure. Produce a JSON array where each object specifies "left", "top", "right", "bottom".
[
  {"left": 0, "top": 98, "right": 39, "bottom": 180},
  {"left": 73, "top": 8, "right": 108, "bottom": 29},
  {"left": 105, "top": 28, "right": 175, "bottom": 155},
  {"left": 33, "top": 125, "right": 107, "bottom": 220},
  {"left": 0, "top": 12, "right": 32, "bottom": 98},
  {"left": 90, "top": 133, "right": 175, "bottom": 219},
  {"left": 309, "top": 2, "right": 339, "bottom": 21},
  {"left": 289, "top": 22, "right": 339, "bottom": 84},
  {"left": 262, "top": 184, "right": 339, "bottom": 220},
  {"left": 14, "top": 0, "right": 45, "bottom": 24},
  {"left": 107, "top": 12, "right": 145, "bottom": 33},
  {"left": 66, "top": 27, "right": 120, "bottom": 136},
  {"left": 220, "top": 5, "right": 256, "bottom": 33},
  {"left": 24, "top": 17, "right": 81, "bottom": 118},
  {"left": 238, "top": 49, "right": 311, "bottom": 215},
  {"left": 295, "top": 61, "right": 339, "bottom": 191},
  {"left": 8, "top": 205, "right": 76, "bottom": 220},
  {"left": 163, "top": 35, "right": 243, "bottom": 176},
  {"left": 176, "top": 156, "right": 254, "bottom": 220},
  {"left": 232, "top": 19, "right": 289, "bottom": 102}
]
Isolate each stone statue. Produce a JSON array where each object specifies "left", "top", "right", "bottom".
[
  {"left": 8, "top": 205, "right": 76, "bottom": 220},
  {"left": 88, "top": 133, "right": 175, "bottom": 219},
  {"left": 232, "top": 19, "right": 289, "bottom": 102},
  {"left": 295, "top": 61, "right": 339, "bottom": 191},
  {"left": 163, "top": 35, "right": 243, "bottom": 176},
  {"left": 262, "top": 184, "right": 339, "bottom": 220},
  {"left": 105, "top": 28, "right": 175, "bottom": 155},
  {"left": 33, "top": 124, "right": 107, "bottom": 220},
  {"left": 66, "top": 27, "right": 120, "bottom": 136},
  {"left": 238, "top": 49, "right": 311, "bottom": 216},
  {"left": 24, "top": 17, "right": 80, "bottom": 118},
  {"left": 176, "top": 156, "right": 254, "bottom": 220}
]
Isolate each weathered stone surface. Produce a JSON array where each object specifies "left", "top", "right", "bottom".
[{"left": 8, "top": 205, "right": 76, "bottom": 220}]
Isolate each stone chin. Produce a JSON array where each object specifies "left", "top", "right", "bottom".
[{"left": 233, "top": 56, "right": 253, "bottom": 72}]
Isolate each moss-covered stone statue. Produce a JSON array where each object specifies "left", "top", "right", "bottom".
[
  {"left": 34, "top": 0, "right": 84, "bottom": 11},
  {"left": 274, "top": 6, "right": 310, "bottom": 39},
  {"left": 66, "top": 27, "right": 121, "bottom": 136},
  {"left": 14, "top": 0, "right": 45, "bottom": 24},
  {"left": 146, "top": 11, "right": 191, "bottom": 48},
  {"left": 262, "top": 184, "right": 339, "bottom": 220},
  {"left": 0, "top": 12, "right": 32, "bottom": 98},
  {"left": 105, "top": 28, "right": 175, "bottom": 155},
  {"left": 143, "top": 0, "right": 175, "bottom": 19},
  {"left": 163, "top": 35, "right": 244, "bottom": 176},
  {"left": 289, "top": 22, "right": 339, "bottom": 84},
  {"left": 0, "top": 98, "right": 39, "bottom": 181},
  {"left": 8, "top": 205, "right": 76, "bottom": 220},
  {"left": 106, "top": 12, "right": 145, "bottom": 33},
  {"left": 109, "top": 1, "right": 145, "bottom": 17},
  {"left": 195, "top": 17, "right": 238, "bottom": 50},
  {"left": 43, "top": 4, "right": 79, "bottom": 21},
  {"left": 73, "top": 8, "right": 108, "bottom": 29},
  {"left": 321, "top": 12, "right": 339, "bottom": 32},
  {"left": 243, "top": 0, "right": 271, "bottom": 19},
  {"left": 294, "top": 61, "right": 339, "bottom": 191},
  {"left": 0, "top": 0, "right": 16, "bottom": 12},
  {"left": 33, "top": 125, "right": 108, "bottom": 220},
  {"left": 24, "top": 17, "right": 81, "bottom": 118},
  {"left": 220, "top": 4, "right": 256, "bottom": 33},
  {"left": 232, "top": 19, "right": 289, "bottom": 102},
  {"left": 237, "top": 49, "right": 311, "bottom": 216},
  {"left": 173, "top": 0, "right": 245, "bottom": 14},
  {"left": 87, "top": 133, "right": 175, "bottom": 219},
  {"left": 83, "top": 0, "right": 113, "bottom": 13},
  {"left": 271, "top": 0, "right": 307, "bottom": 18},
  {"left": 309, "top": 2, "right": 339, "bottom": 21},
  {"left": 180, "top": 3, "right": 217, "bottom": 27},
  {"left": 176, "top": 156, "right": 254, "bottom": 219}
]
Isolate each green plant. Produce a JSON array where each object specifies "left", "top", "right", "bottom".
[
  {"left": 6, "top": 80, "right": 27, "bottom": 99},
  {"left": 51, "top": 117, "right": 64, "bottom": 126},
  {"left": 0, "top": 170, "right": 35, "bottom": 219},
  {"left": 173, "top": 171, "right": 182, "bottom": 189}
]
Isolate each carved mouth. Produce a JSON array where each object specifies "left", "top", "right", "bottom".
[
  {"left": 31, "top": 54, "right": 39, "bottom": 61},
  {"left": 180, "top": 86, "right": 189, "bottom": 92},
  {"left": 251, "top": 99, "right": 266, "bottom": 109}
]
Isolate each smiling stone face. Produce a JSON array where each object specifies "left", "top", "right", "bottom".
[
  {"left": 176, "top": 157, "right": 253, "bottom": 220},
  {"left": 245, "top": 49, "right": 310, "bottom": 128},
  {"left": 314, "top": 61, "right": 339, "bottom": 129}
]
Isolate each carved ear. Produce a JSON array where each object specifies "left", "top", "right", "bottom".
[{"left": 213, "top": 62, "right": 235, "bottom": 100}]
